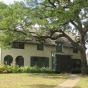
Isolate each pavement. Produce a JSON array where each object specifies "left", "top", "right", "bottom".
[{"left": 54, "top": 74, "right": 81, "bottom": 88}]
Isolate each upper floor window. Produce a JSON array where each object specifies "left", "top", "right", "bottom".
[
  {"left": 73, "top": 48, "right": 78, "bottom": 53},
  {"left": 37, "top": 43, "right": 44, "bottom": 50},
  {"left": 56, "top": 42, "right": 63, "bottom": 52},
  {"left": 12, "top": 42, "right": 24, "bottom": 49}
]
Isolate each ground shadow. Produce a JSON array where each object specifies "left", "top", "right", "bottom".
[
  {"left": 26, "top": 73, "right": 69, "bottom": 79},
  {"left": 22, "top": 84, "right": 56, "bottom": 88},
  {"left": 73, "top": 86, "right": 81, "bottom": 88},
  {"left": 54, "top": 86, "right": 81, "bottom": 88}
]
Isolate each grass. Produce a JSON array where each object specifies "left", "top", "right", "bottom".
[
  {"left": 0, "top": 73, "right": 69, "bottom": 88},
  {"left": 74, "top": 75, "right": 88, "bottom": 88}
]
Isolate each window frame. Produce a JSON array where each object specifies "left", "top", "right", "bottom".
[
  {"left": 12, "top": 42, "right": 24, "bottom": 49},
  {"left": 31, "top": 56, "right": 49, "bottom": 67},
  {"left": 16, "top": 56, "right": 24, "bottom": 67},
  {"left": 73, "top": 48, "right": 78, "bottom": 53},
  {"left": 56, "top": 42, "right": 63, "bottom": 52},
  {"left": 37, "top": 43, "right": 44, "bottom": 50},
  {"left": 4, "top": 55, "right": 13, "bottom": 65}
]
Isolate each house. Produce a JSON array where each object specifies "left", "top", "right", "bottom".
[{"left": 0, "top": 32, "right": 81, "bottom": 72}]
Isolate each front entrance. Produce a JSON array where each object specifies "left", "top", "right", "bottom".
[{"left": 52, "top": 54, "right": 71, "bottom": 72}]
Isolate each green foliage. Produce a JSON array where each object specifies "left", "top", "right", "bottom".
[
  {"left": 19, "top": 65, "right": 54, "bottom": 73},
  {"left": 70, "top": 67, "right": 81, "bottom": 74},
  {"left": 0, "top": 1, "right": 28, "bottom": 48},
  {"left": 40, "top": 67, "right": 54, "bottom": 73},
  {"left": 0, "top": 64, "right": 55, "bottom": 73},
  {"left": 0, "top": 64, "right": 6, "bottom": 73},
  {"left": 0, "top": 63, "right": 20, "bottom": 73}
]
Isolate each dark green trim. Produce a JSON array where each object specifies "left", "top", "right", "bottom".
[{"left": 30, "top": 56, "right": 49, "bottom": 67}]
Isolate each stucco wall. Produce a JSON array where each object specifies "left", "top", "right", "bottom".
[
  {"left": 1, "top": 44, "right": 55, "bottom": 67},
  {"left": 1, "top": 44, "right": 81, "bottom": 67},
  {"left": 62, "top": 47, "right": 81, "bottom": 59}
]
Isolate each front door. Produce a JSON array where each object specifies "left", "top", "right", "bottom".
[{"left": 56, "top": 55, "right": 71, "bottom": 72}]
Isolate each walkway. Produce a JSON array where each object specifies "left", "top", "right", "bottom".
[{"left": 54, "top": 74, "right": 81, "bottom": 88}]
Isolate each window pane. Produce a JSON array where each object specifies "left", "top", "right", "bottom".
[
  {"left": 31, "top": 57, "right": 49, "bottom": 67},
  {"left": 4, "top": 55, "right": 13, "bottom": 65},
  {"left": 37, "top": 43, "right": 44, "bottom": 50},
  {"left": 56, "top": 42, "right": 62, "bottom": 52},
  {"left": 16, "top": 56, "right": 24, "bottom": 66},
  {"left": 12, "top": 42, "right": 24, "bottom": 49},
  {"left": 73, "top": 48, "right": 78, "bottom": 53}
]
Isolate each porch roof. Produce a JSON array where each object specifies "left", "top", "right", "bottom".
[{"left": 52, "top": 52, "right": 73, "bottom": 56}]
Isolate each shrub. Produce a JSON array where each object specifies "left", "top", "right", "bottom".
[
  {"left": 0, "top": 64, "right": 55, "bottom": 73},
  {"left": 70, "top": 67, "right": 81, "bottom": 74},
  {"left": 18, "top": 66, "right": 54, "bottom": 73},
  {"left": 40, "top": 67, "right": 54, "bottom": 73},
  {"left": 19, "top": 66, "right": 30, "bottom": 73},
  {"left": 0, "top": 64, "right": 7, "bottom": 73},
  {"left": 29, "top": 66, "right": 41, "bottom": 73}
]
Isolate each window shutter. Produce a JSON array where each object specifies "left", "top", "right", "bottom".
[
  {"left": 45, "top": 57, "right": 49, "bottom": 67},
  {"left": 30, "top": 57, "right": 34, "bottom": 66}
]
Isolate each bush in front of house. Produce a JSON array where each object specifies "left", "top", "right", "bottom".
[
  {"left": 19, "top": 65, "right": 41, "bottom": 73},
  {"left": 0, "top": 64, "right": 6, "bottom": 73},
  {"left": 0, "top": 64, "right": 55, "bottom": 73},
  {"left": 19, "top": 66, "right": 54, "bottom": 73},
  {"left": 70, "top": 67, "right": 81, "bottom": 74},
  {"left": 0, "top": 63, "right": 20, "bottom": 73},
  {"left": 40, "top": 67, "right": 54, "bottom": 73}
]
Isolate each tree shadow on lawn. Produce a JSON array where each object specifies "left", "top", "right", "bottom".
[
  {"left": 55, "top": 86, "right": 81, "bottom": 88},
  {"left": 73, "top": 86, "right": 81, "bottom": 88},
  {"left": 22, "top": 84, "right": 56, "bottom": 88},
  {"left": 26, "top": 73, "right": 69, "bottom": 79}
]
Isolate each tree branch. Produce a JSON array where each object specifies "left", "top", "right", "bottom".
[
  {"left": 48, "top": 0, "right": 56, "bottom": 7},
  {"left": 37, "top": 30, "right": 82, "bottom": 51},
  {"left": 70, "top": 20, "right": 79, "bottom": 29},
  {"left": 84, "top": 28, "right": 88, "bottom": 34}
]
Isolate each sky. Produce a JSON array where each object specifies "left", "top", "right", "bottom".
[{"left": 0, "top": 0, "right": 23, "bottom": 4}]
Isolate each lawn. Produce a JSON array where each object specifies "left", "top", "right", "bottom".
[
  {"left": 74, "top": 75, "right": 88, "bottom": 88},
  {"left": 0, "top": 73, "right": 69, "bottom": 88}
]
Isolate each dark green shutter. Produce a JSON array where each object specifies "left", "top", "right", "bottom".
[
  {"left": 45, "top": 57, "right": 49, "bottom": 67},
  {"left": 30, "top": 56, "right": 34, "bottom": 66}
]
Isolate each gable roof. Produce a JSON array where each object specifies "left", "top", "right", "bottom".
[{"left": 23, "top": 32, "right": 76, "bottom": 47}]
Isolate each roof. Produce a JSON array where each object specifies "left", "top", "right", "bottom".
[
  {"left": 0, "top": 27, "right": 77, "bottom": 47},
  {"left": 21, "top": 32, "right": 77, "bottom": 47},
  {"left": 52, "top": 52, "right": 73, "bottom": 56}
]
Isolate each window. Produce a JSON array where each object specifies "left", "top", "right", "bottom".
[
  {"left": 56, "top": 42, "right": 62, "bottom": 52},
  {"left": 73, "top": 48, "right": 78, "bottom": 53},
  {"left": 12, "top": 42, "right": 24, "bottom": 49},
  {"left": 71, "top": 59, "right": 81, "bottom": 69},
  {"left": 16, "top": 56, "right": 24, "bottom": 67},
  {"left": 30, "top": 56, "right": 49, "bottom": 67},
  {"left": 37, "top": 43, "right": 44, "bottom": 50},
  {"left": 4, "top": 55, "right": 13, "bottom": 65}
]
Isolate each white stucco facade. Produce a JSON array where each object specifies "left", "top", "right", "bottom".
[{"left": 0, "top": 43, "right": 81, "bottom": 68}]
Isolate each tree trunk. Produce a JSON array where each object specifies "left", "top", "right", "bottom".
[{"left": 80, "top": 50, "right": 87, "bottom": 75}]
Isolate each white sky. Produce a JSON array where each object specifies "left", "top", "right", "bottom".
[{"left": 0, "top": 0, "right": 23, "bottom": 4}]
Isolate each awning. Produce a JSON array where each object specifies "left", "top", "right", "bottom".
[{"left": 52, "top": 52, "right": 73, "bottom": 56}]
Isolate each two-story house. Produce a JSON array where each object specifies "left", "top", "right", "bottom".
[{"left": 0, "top": 32, "right": 81, "bottom": 72}]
